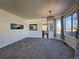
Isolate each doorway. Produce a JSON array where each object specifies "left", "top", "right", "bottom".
[{"left": 42, "top": 24, "right": 48, "bottom": 38}]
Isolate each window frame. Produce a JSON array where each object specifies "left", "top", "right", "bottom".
[{"left": 64, "top": 11, "right": 78, "bottom": 38}]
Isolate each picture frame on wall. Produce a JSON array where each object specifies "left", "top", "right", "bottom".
[
  {"left": 11, "top": 23, "right": 24, "bottom": 29},
  {"left": 29, "top": 24, "right": 37, "bottom": 31}
]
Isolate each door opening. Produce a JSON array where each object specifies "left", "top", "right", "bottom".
[{"left": 42, "top": 24, "right": 48, "bottom": 38}]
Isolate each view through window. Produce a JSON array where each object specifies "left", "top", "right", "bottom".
[{"left": 65, "top": 12, "right": 78, "bottom": 38}]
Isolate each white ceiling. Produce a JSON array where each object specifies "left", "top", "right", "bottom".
[{"left": 0, "top": 0, "right": 76, "bottom": 19}]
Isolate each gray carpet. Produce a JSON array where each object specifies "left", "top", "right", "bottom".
[{"left": 0, "top": 38, "right": 74, "bottom": 59}]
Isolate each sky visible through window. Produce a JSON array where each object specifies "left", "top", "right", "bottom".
[
  {"left": 73, "top": 12, "right": 77, "bottom": 32},
  {"left": 56, "top": 19, "right": 61, "bottom": 34},
  {"left": 66, "top": 15, "right": 71, "bottom": 31}
]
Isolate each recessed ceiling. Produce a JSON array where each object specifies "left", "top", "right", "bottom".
[{"left": 0, "top": 0, "right": 76, "bottom": 19}]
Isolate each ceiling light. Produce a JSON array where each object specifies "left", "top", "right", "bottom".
[{"left": 47, "top": 11, "right": 54, "bottom": 21}]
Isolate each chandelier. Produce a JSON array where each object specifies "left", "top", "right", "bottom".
[{"left": 47, "top": 11, "right": 54, "bottom": 21}]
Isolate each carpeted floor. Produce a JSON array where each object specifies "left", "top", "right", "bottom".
[{"left": 0, "top": 38, "right": 74, "bottom": 59}]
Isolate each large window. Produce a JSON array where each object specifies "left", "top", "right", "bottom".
[
  {"left": 56, "top": 19, "right": 61, "bottom": 38},
  {"left": 65, "top": 12, "right": 78, "bottom": 38},
  {"left": 72, "top": 12, "right": 78, "bottom": 37},
  {"left": 65, "top": 15, "right": 72, "bottom": 36},
  {"left": 56, "top": 19, "right": 61, "bottom": 34},
  {"left": 72, "top": 12, "right": 77, "bottom": 32}
]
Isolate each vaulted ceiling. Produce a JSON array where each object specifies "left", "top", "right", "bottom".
[{"left": 0, "top": 0, "right": 76, "bottom": 19}]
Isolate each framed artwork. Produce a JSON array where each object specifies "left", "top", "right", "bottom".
[
  {"left": 29, "top": 24, "right": 37, "bottom": 31},
  {"left": 11, "top": 23, "right": 24, "bottom": 29}
]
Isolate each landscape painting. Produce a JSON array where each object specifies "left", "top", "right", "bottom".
[
  {"left": 29, "top": 24, "right": 37, "bottom": 31},
  {"left": 11, "top": 23, "right": 24, "bottom": 29}
]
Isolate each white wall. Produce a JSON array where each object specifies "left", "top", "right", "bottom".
[
  {"left": 0, "top": 9, "right": 43, "bottom": 48},
  {"left": 0, "top": 9, "right": 28, "bottom": 48},
  {"left": 24, "top": 19, "right": 42, "bottom": 38},
  {"left": 64, "top": 35, "right": 77, "bottom": 49}
]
